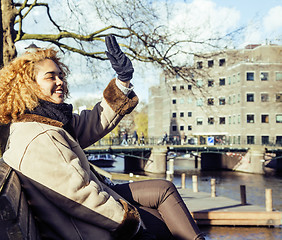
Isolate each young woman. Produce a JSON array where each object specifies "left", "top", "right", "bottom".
[{"left": 0, "top": 35, "right": 205, "bottom": 240}]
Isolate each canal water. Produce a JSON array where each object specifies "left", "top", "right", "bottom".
[{"left": 102, "top": 156, "right": 282, "bottom": 240}]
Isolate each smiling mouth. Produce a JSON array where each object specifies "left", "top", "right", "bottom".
[{"left": 53, "top": 89, "right": 64, "bottom": 95}]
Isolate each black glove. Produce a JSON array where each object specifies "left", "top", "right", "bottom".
[{"left": 105, "top": 35, "right": 134, "bottom": 82}]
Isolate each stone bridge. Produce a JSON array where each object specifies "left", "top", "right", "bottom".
[{"left": 84, "top": 145, "right": 282, "bottom": 174}]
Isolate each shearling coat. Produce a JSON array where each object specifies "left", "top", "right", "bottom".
[{"left": 3, "top": 79, "right": 140, "bottom": 240}]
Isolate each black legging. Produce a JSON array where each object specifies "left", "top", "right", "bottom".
[{"left": 112, "top": 179, "right": 203, "bottom": 240}]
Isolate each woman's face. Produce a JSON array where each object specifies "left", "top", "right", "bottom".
[{"left": 35, "top": 59, "right": 66, "bottom": 104}]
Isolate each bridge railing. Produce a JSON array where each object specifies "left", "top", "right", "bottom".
[{"left": 92, "top": 136, "right": 282, "bottom": 147}]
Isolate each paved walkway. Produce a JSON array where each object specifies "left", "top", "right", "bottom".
[
  {"left": 178, "top": 188, "right": 282, "bottom": 226},
  {"left": 178, "top": 188, "right": 266, "bottom": 212}
]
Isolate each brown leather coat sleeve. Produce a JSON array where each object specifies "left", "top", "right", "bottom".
[
  {"left": 112, "top": 199, "right": 141, "bottom": 240},
  {"left": 103, "top": 78, "right": 139, "bottom": 116}
]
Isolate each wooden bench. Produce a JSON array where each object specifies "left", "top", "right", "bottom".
[
  {"left": 0, "top": 158, "right": 113, "bottom": 240},
  {"left": 0, "top": 158, "right": 41, "bottom": 240}
]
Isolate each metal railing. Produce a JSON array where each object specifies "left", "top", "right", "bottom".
[{"left": 93, "top": 136, "right": 282, "bottom": 148}]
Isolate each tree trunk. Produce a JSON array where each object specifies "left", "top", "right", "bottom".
[{"left": 1, "top": 0, "right": 17, "bottom": 67}]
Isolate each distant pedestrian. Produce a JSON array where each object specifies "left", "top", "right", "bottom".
[
  {"left": 140, "top": 132, "right": 145, "bottom": 145},
  {"left": 121, "top": 130, "right": 128, "bottom": 145},
  {"left": 181, "top": 131, "right": 186, "bottom": 145},
  {"left": 162, "top": 132, "right": 168, "bottom": 145},
  {"left": 132, "top": 130, "right": 138, "bottom": 145}
]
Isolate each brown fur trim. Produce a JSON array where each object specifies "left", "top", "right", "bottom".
[
  {"left": 103, "top": 79, "right": 139, "bottom": 116},
  {"left": 15, "top": 114, "right": 63, "bottom": 128},
  {"left": 112, "top": 199, "right": 141, "bottom": 240}
]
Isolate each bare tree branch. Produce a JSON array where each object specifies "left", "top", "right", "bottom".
[{"left": 2, "top": 0, "right": 245, "bottom": 85}]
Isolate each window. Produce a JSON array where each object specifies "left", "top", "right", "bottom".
[
  {"left": 261, "top": 136, "right": 269, "bottom": 145},
  {"left": 172, "top": 112, "right": 176, "bottom": 118},
  {"left": 219, "top": 97, "right": 226, "bottom": 105},
  {"left": 247, "top": 114, "right": 255, "bottom": 123},
  {"left": 172, "top": 99, "right": 176, "bottom": 104},
  {"left": 238, "top": 115, "right": 241, "bottom": 124},
  {"left": 207, "top": 98, "right": 214, "bottom": 105},
  {"left": 247, "top": 136, "right": 255, "bottom": 144},
  {"left": 228, "top": 116, "right": 231, "bottom": 124},
  {"left": 180, "top": 125, "right": 184, "bottom": 131},
  {"left": 187, "top": 97, "right": 193, "bottom": 104},
  {"left": 179, "top": 98, "right": 184, "bottom": 104},
  {"left": 228, "top": 96, "right": 231, "bottom": 105},
  {"left": 219, "top": 58, "right": 226, "bottom": 66},
  {"left": 233, "top": 115, "right": 236, "bottom": 124},
  {"left": 233, "top": 95, "right": 236, "bottom": 104},
  {"left": 237, "top": 73, "right": 241, "bottom": 82},
  {"left": 238, "top": 136, "right": 241, "bottom": 144},
  {"left": 208, "top": 60, "right": 214, "bottom": 67},
  {"left": 261, "top": 93, "right": 269, "bottom": 102},
  {"left": 188, "top": 125, "right": 192, "bottom": 131},
  {"left": 246, "top": 72, "right": 254, "bottom": 81},
  {"left": 228, "top": 77, "right": 231, "bottom": 85},
  {"left": 219, "top": 78, "right": 225, "bottom": 86},
  {"left": 233, "top": 74, "right": 236, "bottom": 84},
  {"left": 188, "top": 85, "right": 192, "bottom": 90},
  {"left": 276, "top": 136, "right": 282, "bottom": 145},
  {"left": 172, "top": 125, "right": 177, "bottom": 131},
  {"left": 197, "top": 61, "right": 203, "bottom": 69},
  {"left": 180, "top": 85, "right": 184, "bottom": 90},
  {"left": 238, "top": 94, "right": 241, "bottom": 103},
  {"left": 196, "top": 118, "right": 203, "bottom": 125},
  {"left": 260, "top": 72, "right": 269, "bottom": 81},
  {"left": 276, "top": 72, "right": 282, "bottom": 81},
  {"left": 276, "top": 114, "right": 282, "bottom": 123},
  {"left": 196, "top": 98, "right": 203, "bottom": 106},
  {"left": 172, "top": 86, "right": 176, "bottom": 91},
  {"left": 247, "top": 93, "right": 254, "bottom": 102},
  {"left": 208, "top": 117, "right": 214, "bottom": 125},
  {"left": 180, "top": 112, "right": 184, "bottom": 117},
  {"left": 208, "top": 79, "right": 214, "bottom": 87},
  {"left": 261, "top": 114, "right": 269, "bottom": 123},
  {"left": 276, "top": 93, "right": 282, "bottom": 102},
  {"left": 188, "top": 112, "right": 192, "bottom": 117},
  {"left": 197, "top": 80, "right": 203, "bottom": 87},
  {"left": 219, "top": 117, "right": 225, "bottom": 124}
]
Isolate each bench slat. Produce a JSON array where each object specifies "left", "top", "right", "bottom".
[
  {"left": 0, "top": 170, "right": 21, "bottom": 221},
  {"left": 0, "top": 159, "right": 12, "bottom": 191},
  {"left": 0, "top": 159, "right": 41, "bottom": 239}
]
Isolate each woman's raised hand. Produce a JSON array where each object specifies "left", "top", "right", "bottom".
[{"left": 105, "top": 35, "right": 134, "bottom": 82}]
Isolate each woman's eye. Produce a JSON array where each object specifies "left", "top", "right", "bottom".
[{"left": 45, "top": 75, "right": 55, "bottom": 80}]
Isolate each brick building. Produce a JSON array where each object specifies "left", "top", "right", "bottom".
[{"left": 148, "top": 44, "right": 282, "bottom": 145}]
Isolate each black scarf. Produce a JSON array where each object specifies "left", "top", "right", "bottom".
[{"left": 25, "top": 99, "right": 76, "bottom": 139}]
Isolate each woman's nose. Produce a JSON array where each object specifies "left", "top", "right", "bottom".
[{"left": 55, "top": 76, "right": 64, "bottom": 85}]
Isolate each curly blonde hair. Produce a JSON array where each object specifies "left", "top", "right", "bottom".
[{"left": 0, "top": 48, "right": 69, "bottom": 124}]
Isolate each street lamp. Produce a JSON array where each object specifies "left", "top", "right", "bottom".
[{"left": 24, "top": 43, "right": 40, "bottom": 52}]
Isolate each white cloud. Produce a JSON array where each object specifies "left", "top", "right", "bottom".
[
  {"left": 241, "top": 5, "right": 282, "bottom": 47},
  {"left": 166, "top": 0, "right": 240, "bottom": 41},
  {"left": 242, "top": 24, "right": 263, "bottom": 46},
  {"left": 152, "top": 0, "right": 241, "bottom": 66},
  {"left": 263, "top": 6, "right": 282, "bottom": 33}
]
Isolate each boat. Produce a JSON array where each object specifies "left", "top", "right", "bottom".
[{"left": 87, "top": 154, "right": 116, "bottom": 167}]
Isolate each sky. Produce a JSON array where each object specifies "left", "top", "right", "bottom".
[
  {"left": 15, "top": 0, "right": 282, "bottom": 104},
  {"left": 129, "top": 0, "right": 282, "bottom": 103},
  {"left": 210, "top": 0, "right": 282, "bottom": 44}
]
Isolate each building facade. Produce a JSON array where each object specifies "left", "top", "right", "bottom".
[{"left": 148, "top": 44, "right": 282, "bottom": 145}]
